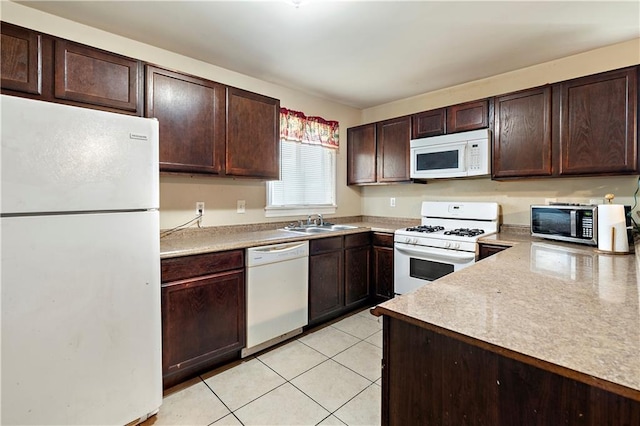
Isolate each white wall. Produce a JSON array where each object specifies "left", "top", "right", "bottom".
[
  {"left": 360, "top": 38, "right": 640, "bottom": 225},
  {"left": 2, "top": 2, "right": 639, "bottom": 228},
  {"left": 1, "top": 2, "right": 363, "bottom": 229}
]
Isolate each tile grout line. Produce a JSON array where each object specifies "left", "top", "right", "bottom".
[{"left": 195, "top": 308, "right": 381, "bottom": 425}]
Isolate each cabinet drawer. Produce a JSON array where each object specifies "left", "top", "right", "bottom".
[
  {"left": 310, "top": 236, "right": 343, "bottom": 255},
  {"left": 372, "top": 232, "right": 394, "bottom": 248},
  {"left": 161, "top": 250, "right": 244, "bottom": 282},
  {"left": 345, "top": 232, "right": 371, "bottom": 248}
]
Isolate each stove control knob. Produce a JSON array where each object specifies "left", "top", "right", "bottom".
[
  {"left": 453, "top": 243, "right": 460, "bottom": 249},
  {"left": 411, "top": 238, "right": 418, "bottom": 244},
  {"left": 444, "top": 242, "right": 450, "bottom": 248}
]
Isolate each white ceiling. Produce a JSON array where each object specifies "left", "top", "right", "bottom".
[{"left": 15, "top": 0, "right": 640, "bottom": 109}]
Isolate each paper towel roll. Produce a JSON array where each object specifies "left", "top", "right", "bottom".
[{"left": 597, "top": 204, "right": 629, "bottom": 253}]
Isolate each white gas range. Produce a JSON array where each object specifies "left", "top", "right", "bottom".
[{"left": 394, "top": 201, "right": 500, "bottom": 294}]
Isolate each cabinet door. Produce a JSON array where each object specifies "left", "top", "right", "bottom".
[
  {"left": 54, "top": 40, "right": 141, "bottom": 113},
  {"left": 478, "top": 243, "right": 508, "bottom": 260},
  {"left": 447, "top": 99, "right": 488, "bottom": 133},
  {"left": 373, "top": 243, "right": 394, "bottom": 300},
  {"left": 557, "top": 67, "right": 638, "bottom": 175},
  {"left": 161, "top": 270, "right": 245, "bottom": 379},
  {"left": 347, "top": 123, "right": 377, "bottom": 184},
  {"left": 1, "top": 23, "right": 41, "bottom": 95},
  {"left": 376, "top": 116, "right": 411, "bottom": 183},
  {"left": 345, "top": 245, "right": 371, "bottom": 307},
  {"left": 226, "top": 87, "right": 280, "bottom": 179},
  {"left": 309, "top": 250, "right": 344, "bottom": 323},
  {"left": 493, "top": 87, "right": 553, "bottom": 178},
  {"left": 412, "top": 108, "right": 446, "bottom": 138},
  {"left": 146, "top": 66, "right": 226, "bottom": 174}
]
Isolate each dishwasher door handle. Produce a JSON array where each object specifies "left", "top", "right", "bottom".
[{"left": 250, "top": 242, "right": 307, "bottom": 254}]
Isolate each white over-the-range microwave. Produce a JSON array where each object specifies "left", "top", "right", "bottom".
[{"left": 410, "top": 128, "right": 491, "bottom": 179}]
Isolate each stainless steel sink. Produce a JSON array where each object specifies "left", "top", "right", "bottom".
[{"left": 281, "top": 224, "right": 358, "bottom": 234}]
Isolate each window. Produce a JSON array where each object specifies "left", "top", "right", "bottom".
[{"left": 266, "top": 108, "right": 339, "bottom": 217}]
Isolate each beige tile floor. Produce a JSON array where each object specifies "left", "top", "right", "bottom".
[{"left": 143, "top": 308, "right": 382, "bottom": 426}]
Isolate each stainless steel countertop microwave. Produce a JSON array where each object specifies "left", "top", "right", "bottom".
[
  {"left": 410, "top": 128, "right": 491, "bottom": 179},
  {"left": 531, "top": 204, "right": 598, "bottom": 245}
]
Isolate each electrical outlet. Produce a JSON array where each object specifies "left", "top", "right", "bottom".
[
  {"left": 196, "top": 202, "right": 205, "bottom": 215},
  {"left": 237, "top": 200, "right": 246, "bottom": 214},
  {"left": 390, "top": 197, "right": 396, "bottom": 207}
]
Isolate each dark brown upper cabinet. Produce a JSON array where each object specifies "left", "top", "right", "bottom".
[
  {"left": 493, "top": 86, "right": 553, "bottom": 178},
  {"left": 556, "top": 67, "right": 638, "bottom": 176},
  {"left": 54, "top": 40, "right": 142, "bottom": 113},
  {"left": 1, "top": 22, "right": 142, "bottom": 115},
  {"left": 376, "top": 116, "right": 411, "bottom": 183},
  {"left": 447, "top": 99, "right": 489, "bottom": 133},
  {"left": 412, "top": 108, "right": 446, "bottom": 139},
  {"left": 493, "top": 66, "right": 638, "bottom": 179},
  {"left": 347, "top": 123, "right": 377, "bottom": 184},
  {"left": 226, "top": 87, "right": 280, "bottom": 180},
  {"left": 347, "top": 117, "right": 411, "bottom": 185},
  {"left": 1, "top": 22, "right": 42, "bottom": 95},
  {"left": 145, "top": 65, "right": 226, "bottom": 175},
  {"left": 411, "top": 99, "right": 490, "bottom": 140}
]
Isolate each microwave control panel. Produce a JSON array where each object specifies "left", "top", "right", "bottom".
[
  {"left": 468, "top": 143, "right": 482, "bottom": 171},
  {"left": 580, "top": 213, "right": 594, "bottom": 238}
]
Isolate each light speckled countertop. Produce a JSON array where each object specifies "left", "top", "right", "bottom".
[
  {"left": 159, "top": 217, "right": 418, "bottom": 259},
  {"left": 373, "top": 233, "right": 640, "bottom": 400}
]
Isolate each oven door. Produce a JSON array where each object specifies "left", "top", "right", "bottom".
[{"left": 394, "top": 242, "right": 476, "bottom": 295}]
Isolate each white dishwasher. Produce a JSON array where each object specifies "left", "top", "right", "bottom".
[{"left": 242, "top": 240, "right": 309, "bottom": 357}]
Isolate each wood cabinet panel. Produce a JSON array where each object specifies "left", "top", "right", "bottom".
[
  {"left": 54, "top": 40, "right": 141, "bottom": 113},
  {"left": 376, "top": 116, "right": 411, "bottom": 183},
  {"left": 226, "top": 87, "right": 280, "bottom": 179},
  {"left": 447, "top": 99, "right": 489, "bottom": 133},
  {"left": 1, "top": 23, "right": 41, "bottom": 95},
  {"left": 383, "top": 316, "right": 640, "bottom": 425},
  {"left": 373, "top": 232, "right": 394, "bottom": 300},
  {"left": 478, "top": 243, "right": 508, "bottom": 260},
  {"left": 493, "top": 86, "right": 553, "bottom": 178},
  {"left": 347, "top": 124, "right": 377, "bottom": 184},
  {"left": 345, "top": 245, "right": 370, "bottom": 307},
  {"left": 345, "top": 232, "right": 370, "bottom": 249},
  {"left": 308, "top": 250, "right": 344, "bottom": 322},
  {"left": 373, "top": 245, "right": 394, "bottom": 300},
  {"left": 146, "top": 65, "right": 226, "bottom": 174},
  {"left": 161, "top": 270, "right": 245, "bottom": 379},
  {"left": 161, "top": 250, "right": 244, "bottom": 282},
  {"left": 412, "top": 108, "right": 445, "bottom": 138},
  {"left": 372, "top": 232, "right": 394, "bottom": 248},
  {"left": 557, "top": 67, "right": 638, "bottom": 175}
]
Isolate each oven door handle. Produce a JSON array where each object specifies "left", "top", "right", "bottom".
[{"left": 395, "top": 244, "right": 476, "bottom": 262}]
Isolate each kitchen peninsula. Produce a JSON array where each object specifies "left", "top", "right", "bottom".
[{"left": 372, "top": 236, "right": 640, "bottom": 425}]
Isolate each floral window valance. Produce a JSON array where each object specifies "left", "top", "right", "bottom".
[{"left": 280, "top": 107, "right": 339, "bottom": 149}]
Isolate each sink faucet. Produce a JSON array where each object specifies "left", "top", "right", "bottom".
[{"left": 317, "top": 214, "right": 323, "bottom": 226}]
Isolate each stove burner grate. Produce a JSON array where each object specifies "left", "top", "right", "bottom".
[
  {"left": 405, "top": 225, "right": 445, "bottom": 233},
  {"left": 444, "top": 228, "right": 485, "bottom": 237}
]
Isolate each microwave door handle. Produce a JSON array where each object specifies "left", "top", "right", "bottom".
[
  {"left": 570, "top": 211, "right": 577, "bottom": 237},
  {"left": 459, "top": 145, "right": 466, "bottom": 170}
]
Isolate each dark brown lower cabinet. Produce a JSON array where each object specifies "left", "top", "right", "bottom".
[
  {"left": 161, "top": 250, "right": 245, "bottom": 389},
  {"left": 308, "top": 236, "right": 344, "bottom": 324},
  {"left": 372, "top": 232, "right": 394, "bottom": 300},
  {"left": 478, "top": 242, "right": 509, "bottom": 260},
  {"left": 308, "top": 233, "right": 372, "bottom": 325},
  {"left": 381, "top": 316, "right": 640, "bottom": 425},
  {"left": 345, "top": 233, "right": 371, "bottom": 307}
]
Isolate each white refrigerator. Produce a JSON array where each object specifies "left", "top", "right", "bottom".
[{"left": 1, "top": 95, "right": 162, "bottom": 425}]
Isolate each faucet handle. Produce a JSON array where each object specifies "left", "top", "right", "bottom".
[{"left": 317, "top": 213, "right": 323, "bottom": 226}]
